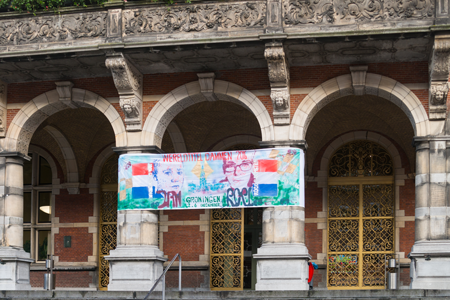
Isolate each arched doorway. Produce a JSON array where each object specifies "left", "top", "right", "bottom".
[{"left": 327, "top": 140, "right": 395, "bottom": 289}]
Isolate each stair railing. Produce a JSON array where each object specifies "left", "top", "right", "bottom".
[{"left": 143, "top": 253, "right": 181, "bottom": 300}]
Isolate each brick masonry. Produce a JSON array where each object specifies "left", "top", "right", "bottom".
[
  {"left": 54, "top": 227, "right": 93, "bottom": 262},
  {"left": 163, "top": 225, "right": 204, "bottom": 261},
  {"left": 55, "top": 189, "right": 93, "bottom": 223},
  {"left": 30, "top": 270, "right": 93, "bottom": 288}
]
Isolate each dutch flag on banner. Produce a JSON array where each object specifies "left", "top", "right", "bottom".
[
  {"left": 130, "top": 163, "right": 153, "bottom": 199},
  {"left": 253, "top": 160, "right": 279, "bottom": 197}
]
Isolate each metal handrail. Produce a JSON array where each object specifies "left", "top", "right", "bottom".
[{"left": 143, "top": 253, "right": 181, "bottom": 300}]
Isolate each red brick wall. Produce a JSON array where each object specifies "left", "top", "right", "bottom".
[
  {"left": 54, "top": 227, "right": 93, "bottom": 262},
  {"left": 164, "top": 209, "right": 204, "bottom": 221},
  {"left": 400, "top": 221, "right": 415, "bottom": 255},
  {"left": 400, "top": 179, "right": 415, "bottom": 216},
  {"left": 163, "top": 225, "right": 204, "bottom": 261},
  {"left": 165, "top": 270, "right": 205, "bottom": 288},
  {"left": 305, "top": 181, "right": 323, "bottom": 260},
  {"left": 30, "top": 270, "right": 93, "bottom": 288},
  {"left": 413, "top": 89, "right": 429, "bottom": 115},
  {"left": 55, "top": 188, "right": 93, "bottom": 223},
  {"left": 257, "top": 95, "right": 273, "bottom": 122},
  {"left": 400, "top": 267, "right": 411, "bottom": 287},
  {"left": 290, "top": 94, "right": 307, "bottom": 120}
]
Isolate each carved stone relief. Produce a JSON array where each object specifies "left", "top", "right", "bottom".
[
  {"left": 123, "top": 2, "right": 266, "bottom": 35},
  {"left": 429, "top": 34, "right": 450, "bottom": 120},
  {"left": 265, "top": 42, "right": 290, "bottom": 125},
  {"left": 105, "top": 53, "right": 143, "bottom": 131},
  {"left": 0, "top": 81, "right": 6, "bottom": 137},
  {"left": 283, "top": 0, "right": 434, "bottom": 26},
  {"left": 0, "top": 12, "right": 106, "bottom": 46}
]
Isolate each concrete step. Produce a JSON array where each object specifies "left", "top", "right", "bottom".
[{"left": 1, "top": 290, "right": 450, "bottom": 300}]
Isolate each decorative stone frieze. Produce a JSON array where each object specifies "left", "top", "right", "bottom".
[
  {"left": 123, "top": 2, "right": 266, "bottom": 35},
  {"left": 106, "top": 53, "right": 143, "bottom": 131},
  {"left": 198, "top": 73, "right": 217, "bottom": 102},
  {"left": 0, "top": 81, "right": 6, "bottom": 137},
  {"left": 350, "top": 65, "right": 368, "bottom": 96},
  {"left": 55, "top": 81, "right": 76, "bottom": 109},
  {"left": 265, "top": 42, "right": 290, "bottom": 125},
  {"left": 266, "top": 0, "right": 283, "bottom": 33},
  {"left": 283, "top": 0, "right": 434, "bottom": 26},
  {"left": 429, "top": 34, "right": 450, "bottom": 120},
  {"left": 0, "top": 12, "right": 106, "bottom": 46}
]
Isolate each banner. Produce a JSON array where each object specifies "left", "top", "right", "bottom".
[{"left": 117, "top": 148, "right": 304, "bottom": 210}]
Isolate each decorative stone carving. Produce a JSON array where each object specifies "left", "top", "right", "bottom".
[
  {"left": 265, "top": 42, "right": 290, "bottom": 125},
  {"left": 350, "top": 65, "right": 368, "bottom": 96},
  {"left": 265, "top": 43, "right": 290, "bottom": 87},
  {"left": 198, "top": 73, "right": 217, "bottom": 102},
  {"left": 271, "top": 87, "right": 290, "bottom": 125},
  {"left": 123, "top": 2, "right": 266, "bottom": 35},
  {"left": 0, "top": 12, "right": 106, "bottom": 46},
  {"left": 106, "top": 53, "right": 143, "bottom": 131},
  {"left": 430, "top": 82, "right": 449, "bottom": 106},
  {"left": 283, "top": 0, "right": 434, "bottom": 26},
  {"left": 429, "top": 34, "right": 450, "bottom": 120},
  {"left": 107, "top": 9, "right": 122, "bottom": 39},
  {"left": 55, "top": 81, "right": 76, "bottom": 109},
  {"left": 0, "top": 82, "right": 6, "bottom": 138}
]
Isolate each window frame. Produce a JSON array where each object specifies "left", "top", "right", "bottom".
[{"left": 23, "top": 151, "right": 54, "bottom": 263}]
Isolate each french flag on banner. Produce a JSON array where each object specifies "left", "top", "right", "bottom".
[{"left": 253, "top": 160, "right": 278, "bottom": 197}]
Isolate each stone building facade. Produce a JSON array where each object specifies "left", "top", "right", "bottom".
[{"left": 0, "top": 0, "right": 449, "bottom": 292}]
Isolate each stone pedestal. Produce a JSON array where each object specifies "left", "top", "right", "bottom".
[
  {"left": 254, "top": 244, "right": 310, "bottom": 290},
  {"left": 0, "top": 248, "right": 33, "bottom": 290},
  {"left": 106, "top": 246, "right": 165, "bottom": 291},
  {"left": 254, "top": 206, "right": 311, "bottom": 291},
  {"left": 106, "top": 210, "right": 166, "bottom": 291},
  {"left": 410, "top": 241, "right": 450, "bottom": 289}
]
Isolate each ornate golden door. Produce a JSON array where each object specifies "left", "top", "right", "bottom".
[
  {"left": 210, "top": 208, "right": 244, "bottom": 290},
  {"left": 99, "top": 154, "right": 118, "bottom": 290},
  {"left": 327, "top": 141, "right": 394, "bottom": 289}
]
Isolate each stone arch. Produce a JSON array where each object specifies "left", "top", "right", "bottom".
[
  {"left": 43, "top": 125, "right": 78, "bottom": 183},
  {"left": 209, "top": 134, "right": 261, "bottom": 151},
  {"left": 167, "top": 122, "right": 187, "bottom": 153},
  {"left": 142, "top": 80, "right": 274, "bottom": 148},
  {"left": 290, "top": 74, "right": 430, "bottom": 140},
  {"left": 314, "top": 131, "right": 408, "bottom": 260},
  {"left": 6, "top": 89, "right": 127, "bottom": 155}
]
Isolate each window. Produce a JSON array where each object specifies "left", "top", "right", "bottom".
[{"left": 23, "top": 152, "right": 53, "bottom": 262}]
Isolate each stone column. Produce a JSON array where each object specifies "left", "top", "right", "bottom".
[
  {"left": 254, "top": 141, "right": 310, "bottom": 291},
  {"left": 410, "top": 135, "right": 450, "bottom": 289},
  {"left": 0, "top": 154, "right": 33, "bottom": 290},
  {"left": 106, "top": 146, "right": 166, "bottom": 291}
]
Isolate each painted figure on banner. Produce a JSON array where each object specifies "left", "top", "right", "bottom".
[{"left": 153, "top": 161, "right": 183, "bottom": 209}]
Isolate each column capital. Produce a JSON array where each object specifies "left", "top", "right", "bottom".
[
  {"left": 112, "top": 146, "right": 163, "bottom": 155},
  {"left": 259, "top": 140, "right": 307, "bottom": 150},
  {"left": 0, "top": 152, "right": 30, "bottom": 163}
]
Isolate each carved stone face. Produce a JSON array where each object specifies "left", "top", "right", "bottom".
[
  {"left": 435, "top": 90, "right": 445, "bottom": 102},
  {"left": 275, "top": 97, "right": 285, "bottom": 108},
  {"left": 123, "top": 104, "right": 133, "bottom": 115}
]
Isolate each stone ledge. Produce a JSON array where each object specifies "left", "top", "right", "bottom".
[{"left": 2, "top": 289, "right": 450, "bottom": 299}]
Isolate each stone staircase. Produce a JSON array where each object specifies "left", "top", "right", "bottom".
[{"left": 1, "top": 290, "right": 450, "bottom": 300}]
